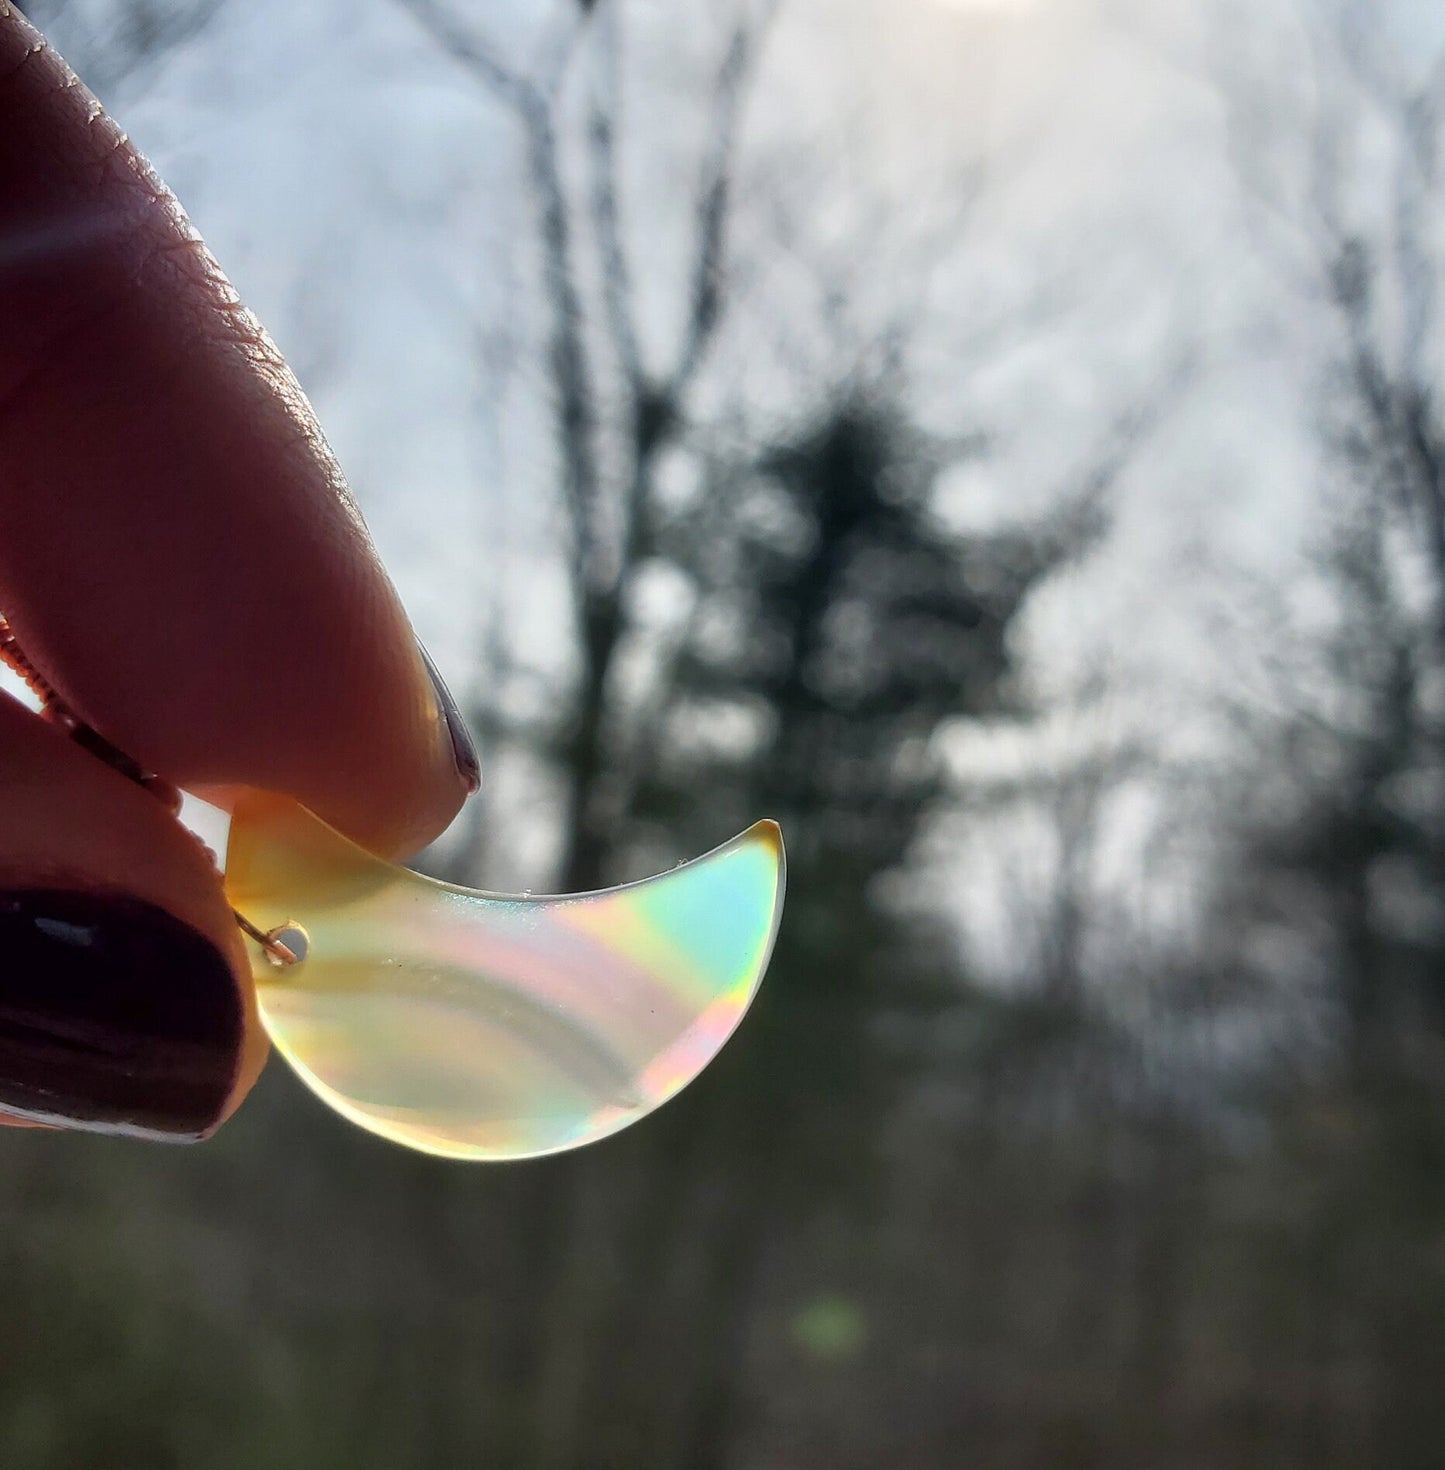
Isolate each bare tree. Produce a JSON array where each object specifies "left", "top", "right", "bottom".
[
  {"left": 397, "top": 0, "right": 782, "bottom": 890},
  {"left": 1215, "top": 0, "right": 1445, "bottom": 1061},
  {"left": 1213, "top": 12, "right": 1445, "bottom": 1456},
  {"left": 1220, "top": 0, "right": 1445, "bottom": 624}
]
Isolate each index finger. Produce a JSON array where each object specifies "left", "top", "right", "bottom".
[{"left": 0, "top": 5, "right": 477, "bottom": 858}]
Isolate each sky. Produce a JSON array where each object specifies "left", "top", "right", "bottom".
[
  {"left": 24, "top": 0, "right": 1437, "bottom": 967},
  {"left": 102, "top": 1, "right": 1288, "bottom": 660}
]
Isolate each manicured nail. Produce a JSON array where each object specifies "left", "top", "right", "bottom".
[
  {"left": 418, "top": 639, "right": 481, "bottom": 794},
  {"left": 0, "top": 890, "right": 242, "bottom": 1141}
]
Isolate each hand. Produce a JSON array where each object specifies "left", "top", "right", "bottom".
[{"left": 0, "top": 5, "right": 479, "bottom": 1141}]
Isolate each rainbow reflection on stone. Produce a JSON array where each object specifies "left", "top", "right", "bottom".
[{"left": 224, "top": 794, "right": 785, "bottom": 1160}]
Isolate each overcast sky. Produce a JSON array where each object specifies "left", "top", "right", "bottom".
[
  {"left": 28, "top": 0, "right": 1443, "bottom": 967},
  {"left": 81, "top": 0, "right": 1313, "bottom": 691}
]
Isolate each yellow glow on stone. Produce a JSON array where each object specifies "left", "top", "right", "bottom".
[{"left": 224, "top": 793, "right": 784, "bottom": 1160}]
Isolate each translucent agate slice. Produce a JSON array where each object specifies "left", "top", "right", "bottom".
[{"left": 223, "top": 794, "right": 785, "bottom": 1160}]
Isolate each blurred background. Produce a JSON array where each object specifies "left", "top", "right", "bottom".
[{"left": 8, "top": 0, "right": 1445, "bottom": 1465}]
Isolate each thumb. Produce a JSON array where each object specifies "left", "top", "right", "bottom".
[{"left": 0, "top": 693, "right": 266, "bottom": 1139}]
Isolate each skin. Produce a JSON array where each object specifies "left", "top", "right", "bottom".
[{"left": 0, "top": 5, "right": 472, "bottom": 1129}]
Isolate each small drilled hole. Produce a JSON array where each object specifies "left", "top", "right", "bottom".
[{"left": 264, "top": 923, "right": 310, "bottom": 968}]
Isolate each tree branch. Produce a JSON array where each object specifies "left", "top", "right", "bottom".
[
  {"left": 526, "top": 99, "right": 606, "bottom": 600},
  {"left": 586, "top": 3, "right": 644, "bottom": 391},
  {"left": 671, "top": 0, "right": 782, "bottom": 396},
  {"left": 21, "top": 0, "right": 228, "bottom": 105},
  {"left": 397, "top": 0, "right": 537, "bottom": 111},
  {"left": 537, "top": 0, "right": 601, "bottom": 100},
  {"left": 398, "top": 0, "right": 605, "bottom": 603}
]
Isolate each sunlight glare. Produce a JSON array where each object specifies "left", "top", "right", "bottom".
[{"left": 931, "top": 0, "right": 1035, "bottom": 12}]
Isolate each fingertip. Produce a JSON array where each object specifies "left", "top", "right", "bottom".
[
  {"left": 0, "top": 8, "right": 475, "bottom": 863},
  {"left": 193, "top": 631, "right": 474, "bottom": 861}
]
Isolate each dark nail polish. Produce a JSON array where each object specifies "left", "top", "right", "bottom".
[
  {"left": 418, "top": 639, "right": 481, "bottom": 794},
  {"left": 0, "top": 891, "right": 242, "bottom": 1141}
]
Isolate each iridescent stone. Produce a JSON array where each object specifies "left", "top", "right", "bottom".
[{"left": 224, "top": 794, "right": 784, "bottom": 1160}]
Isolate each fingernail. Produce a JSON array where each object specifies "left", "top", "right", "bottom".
[
  {"left": 418, "top": 639, "right": 481, "bottom": 794},
  {"left": 0, "top": 890, "right": 242, "bottom": 1141}
]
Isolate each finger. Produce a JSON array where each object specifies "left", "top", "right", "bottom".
[
  {"left": 0, "top": 7, "right": 478, "bottom": 860},
  {"left": 0, "top": 692, "right": 265, "bottom": 1139}
]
